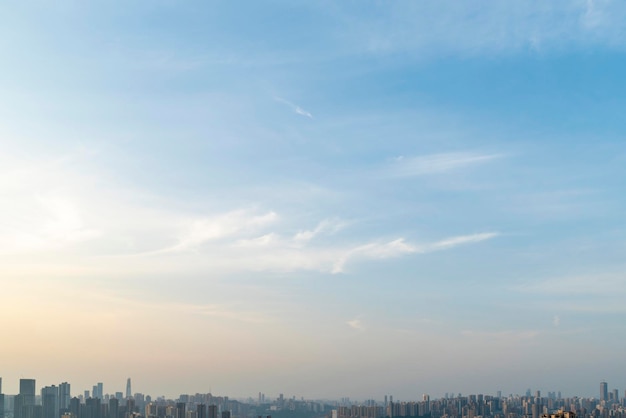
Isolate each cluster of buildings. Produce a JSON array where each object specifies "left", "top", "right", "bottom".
[
  {"left": 2, "top": 378, "right": 626, "bottom": 418},
  {"left": 0, "top": 378, "right": 246, "bottom": 418},
  {"left": 335, "top": 384, "right": 626, "bottom": 418}
]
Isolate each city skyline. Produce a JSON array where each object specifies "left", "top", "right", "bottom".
[
  {"left": 2, "top": 0, "right": 626, "bottom": 400},
  {"left": 0, "top": 377, "right": 624, "bottom": 402}
]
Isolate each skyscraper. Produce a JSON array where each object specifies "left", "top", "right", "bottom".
[
  {"left": 125, "top": 380, "right": 131, "bottom": 400},
  {"left": 59, "top": 383, "right": 71, "bottom": 413},
  {"left": 69, "top": 397, "right": 81, "bottom": 418},
  {"left": 108, "top": 398, "right": 119, "bottom": 418},
  {"left": 208, "top": 405, "right": 217, "bottom": 418},
  {"left": 196, "top": 405, "right": 206, "bottom": 418},
  {"left": 15, "top": 379, "right": 37, "bottom": 418},
  {"left": 175, "top": 403, "right": 185, "bottom": 418},
  {"left": 601, "top": 381, "right": 608, "bottom": 402},
  {"left": 85, "top": 397, "right": 101, "bottom": 418},
  {"left": 41, "top": 386, "right": 60, "bottom": 418}
]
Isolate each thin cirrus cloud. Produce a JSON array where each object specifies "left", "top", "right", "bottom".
[
  {"left": 274, "top": 97, "right": 314, "bottom": 119},
  {"left": 331, "top": 232, "right": 499, "bottom": 274},
  {"left": 155, "top": 210, "right": 279, "bottom": 254},
  {"left": 385, "top": 152, "right": 502, "bottom": 178},
  {"left": 132, "top": 208, "right": 498, "bottom": 275}
]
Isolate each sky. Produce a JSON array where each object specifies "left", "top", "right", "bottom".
[{"left": 1, "top": 0, "right": 626, "bottom": 401}]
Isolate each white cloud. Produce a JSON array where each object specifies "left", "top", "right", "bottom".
[
  {"left": 347, "top": 318, "right": 365, "bottom": 331},
  {"left": 332, "top": 232, "right": 499, "bottom": 274},
  {"left": 427, "top": 232, "right": 500, "bottom": 251},
  {"left": 293, "top": 218, "right": 347, "bottom": 244},
  {"left": 161, "top": 210, "right": 278, "bottom": 254},
  {"left": 0, "top": 150, "right": 499, "bottom": 278}
]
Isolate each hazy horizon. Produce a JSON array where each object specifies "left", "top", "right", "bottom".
[
  {"left": 0, "top": 375, "right": 614, "bottom": 401},
  {"left": 2, "top": 1, "right": 626, "bottom": 401}
]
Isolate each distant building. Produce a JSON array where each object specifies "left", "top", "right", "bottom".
[
  {"left": 175, "top": 403, "right": 186, "bottom": 418},
  {"left": 41, "top": 386, "right": 60, "bottom": 418},
  {"left": 15, "top": 379, "right": 37, "bottom": 418},
  {"left": 600, "top": 382, "right": 608, "bottom": 402},
  {"left": 196, "top": 404, "right": 206, "bottom": 418},
  {"left": 208, "top": 405, "right": 217, "bottom": 418},
  {"left": 59, "top": 383, "right": 71, "bottom": 413}
]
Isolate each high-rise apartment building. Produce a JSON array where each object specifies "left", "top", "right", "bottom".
[
  {"left": 41, "top": 386, "right": 60, "bottom": 418},
  {"left": 196, "top": 404, "right": 206, "bottom": 418},
  {"left": 85, "top": 397, "right": 101, "bottom": 418},
  {"left": 15, "top": 379, "right": 37, "bottom": 418},
  {"left": 108, "top": 397, "right": 119, "bottom": 418},
  {"left": 59, "top": 383, "right": 71, "bottom": 413},
  {"left": 91, "top": 384, "right": 103, "bottom": 400},
  {"left": 175, "top": 403, "right": 185, "bottom": 418},
  {"left": 208, "top": 405, "right": 217, "bottom": 418},
  {"left": 600, "top": 382, "right": 608, "bottom": 402},
  {"left": 69, "top": 397, "right": 81, "bottom": 418}
]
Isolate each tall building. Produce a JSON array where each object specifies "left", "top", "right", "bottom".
[
  {"left": 21, "top": 380, "right": 36, "bottom": 403},
  {"left": 126, "top": 398, "right": 135, "bottom": 418},
  {"left": 42, "top": 386, "right": 60, "bottom": 418},
  {"left": 69, "top": 398, "right": 81, "bottom": 418},
  {"left": 175, "top": 403, "right": 185, "bottom": 418},
  {"left": 125, "top": 381, "right": 131, "bottom": 400},
  {"left": 196, "top": 405, "right": 206, "bottom": 418},
  {"left": 15, "top": 379, "right": 37, "bottom": 418},
  {"left": 92, "top": 384, "right": 103, "bottom": 401},
  {"left": 208, "top": 405, "right": 217, "bottom": 418},
  {"left": 85, "top": 398, "right": 101, "bottom": 418},
  {"left": 59, "top": 384, "right": 71, "bottom": 413},
  {"left": 108, "top": 398, "right": 119, "bottom": 418},
  {"left": 600, "top": 382, "right": 608, "bottom": 402}
]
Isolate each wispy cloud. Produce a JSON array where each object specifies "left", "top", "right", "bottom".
[
  {"left": 150, "top": 210, "right": 278, "bottom": 254},
  {"left": 427, "top": 232, "right": 500, "bottom": 251},
  {"left": 386, "top": 152, "right": 501, "bottom": 177},
  {"left": 274, "top": 97, "right": 314, "bottom": 119},
  {"left": 332, "top": 232, "right": 499, "bottom": 273},
  {"left": 293, "top": 218, "right": 347, "bottom": 245}
]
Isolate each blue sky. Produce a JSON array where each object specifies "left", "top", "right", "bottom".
[{"left": 1, "top": 0, "right": 626, "bottom": 400}]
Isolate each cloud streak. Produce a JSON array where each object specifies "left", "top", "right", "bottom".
[
  {"left": 386, "top": 153, "right": 501, "bottom": 178},
  {"left": 274, "top": 97, "right": 314, "bottom": 119},
  {"left": 331, "top": 232, "right": 499, "bottom": 274}
]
